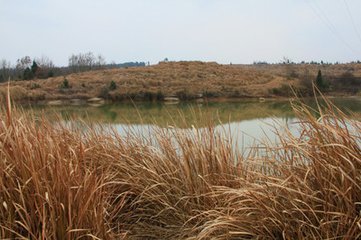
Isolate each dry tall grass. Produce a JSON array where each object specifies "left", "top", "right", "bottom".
[{"left": 0, "top": 96, "right": 360, "bottom": 239}]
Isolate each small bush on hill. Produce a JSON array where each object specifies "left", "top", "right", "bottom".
[
  {"left": 59, "top": 78, "right": 70, "bottom": 89},
  {"left": 30, "top": 83, "right": 41, "bottom": 89},
  {"left": 270, "top": 84, "right": 293, "bottom": 96},
  {"left": 109, "top": 80, "right": 116, "bottom": 90}
]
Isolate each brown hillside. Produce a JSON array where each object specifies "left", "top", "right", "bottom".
[{"left": 1, "top": 61, "right": 361, "bottom": 102}]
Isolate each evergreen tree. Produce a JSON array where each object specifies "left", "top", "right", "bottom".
[
  {"left": 315, "top": 70, "right": 328, "bottom": 90},
  {"left": 23, "top": 67, "right": 33, "bottom": 80},
  {"left": 61, "top": 78, "right": 70, "bottom": 88},
  {"left": 109, "top": 80, "right": 116, "bottom": 90},
  {"left": 31, "top": 61, "right": 39, "bottom": 74}
]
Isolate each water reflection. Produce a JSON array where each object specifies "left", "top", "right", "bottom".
[
  {"left": 106, "top": 117, "right": 299, "bottom": 151},
  {"left": 25, "top": 97, "right": 360, "bottom": 148},
  {"left": 28, "top": 100, "right": 296, "bottom": 127}
]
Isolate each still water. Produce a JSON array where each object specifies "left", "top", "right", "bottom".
[{"left": 28, "top": 97, "right": 361, "bottom": 148}]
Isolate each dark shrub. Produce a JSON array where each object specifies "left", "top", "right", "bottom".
[
  {"left": 270, "top": 84, "right": 293, "bottom": 96},
  {"left": 315, "top": 70, "right": 329, "bottom": 90},
  {"left": 60, "top": 78, "right": 70, "bottom": 89},
  {"left": 23, "top": 67, "right": 34, "bottom": 80},
  {"left": 109, "top": 81, "right": 116, "bottom": 90},
  {"left": 156, "top": 91, "right": 164, "bottom": 101},
  {"left": 176, "top": 90, "right": 197, "bottom": 100},
  {"left": 143, "top": 91, "right": 154, "bottom": 101}
]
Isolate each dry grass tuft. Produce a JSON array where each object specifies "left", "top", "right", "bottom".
[{"left": 0, "top": 95, "right": 360, "bottom": 239}]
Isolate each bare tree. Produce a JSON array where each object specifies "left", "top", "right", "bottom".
[
  {"left": 95, "top": 54, "right": 106, "bottom": 68},
  {"left": 35, "top": 55, "right": 55, "bottom": 69},
  {"left": 16, "top": 56, "right": 32, "bottom": 70},
  {"left": 0, "top": 59, "right": 11, "bottom": 82},
  {"left": 281, "top": 57, "right": 292, "bottom": 64},
  {"left": 33, "top": 55, "right": 56, "bottom": 78},
  {"left": 68, "top": 54, "right": 79, "bottom": 72},
  {"left": 68, "top": 52, "right": 106, "bottom": 72}
]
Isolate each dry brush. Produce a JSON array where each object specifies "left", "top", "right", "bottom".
[{"left": 0, "top": 97, "right": 360, "bottom": 239}]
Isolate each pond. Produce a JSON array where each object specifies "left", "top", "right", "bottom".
[{"left": 26, "top": 97, "right": 361, "bottom": 149}]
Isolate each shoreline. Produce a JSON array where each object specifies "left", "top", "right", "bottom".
[{"left": 13, "top": 94, "right": 360, "bottom": 107}]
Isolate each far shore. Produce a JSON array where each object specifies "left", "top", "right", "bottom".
[
  {"left": 1, "top": 61, "right": 360, "bottom": 104},
  {"left": 12, "top": 95, "right": 360, "bottom": 109}
]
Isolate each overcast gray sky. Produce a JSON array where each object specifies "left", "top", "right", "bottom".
[{"left": 1, "top": 0, "right": 361, "bottom": 66}]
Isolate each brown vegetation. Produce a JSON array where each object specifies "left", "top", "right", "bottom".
[
  {"left": 0, "top": 95, "right": 360, "bottom": 239},
  {"left": 1, "top": 61, "right": 360, "bottom": 103}
]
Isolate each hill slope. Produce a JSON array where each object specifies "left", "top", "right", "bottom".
[{"left": 1, "top": 61, "right": 360, "bottom": 102}]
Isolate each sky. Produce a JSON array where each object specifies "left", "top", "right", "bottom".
[{"left": 1, "top": 0, "right": 361, "bottom": 66}]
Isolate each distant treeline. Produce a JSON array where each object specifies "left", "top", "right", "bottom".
[
  {"left": 253, "top": 58, "right": 361, "bottom": 65},
  {"left": 0, "top": 52, "right": 147, "bottom": 82},
  {"left": 111, "top": 62, "right": 146, "bottom": 68}
]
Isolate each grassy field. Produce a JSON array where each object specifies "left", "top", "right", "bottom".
[
  {"left": 1, "top": 61, "right": 361, "bottom": 102},
  {"left": 0, "top": 95, "right": 360, "bottom": 239}
]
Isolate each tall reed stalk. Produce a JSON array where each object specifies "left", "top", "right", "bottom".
[{"left": 0, "top": 96, "right": 360, "bottom": 239}]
